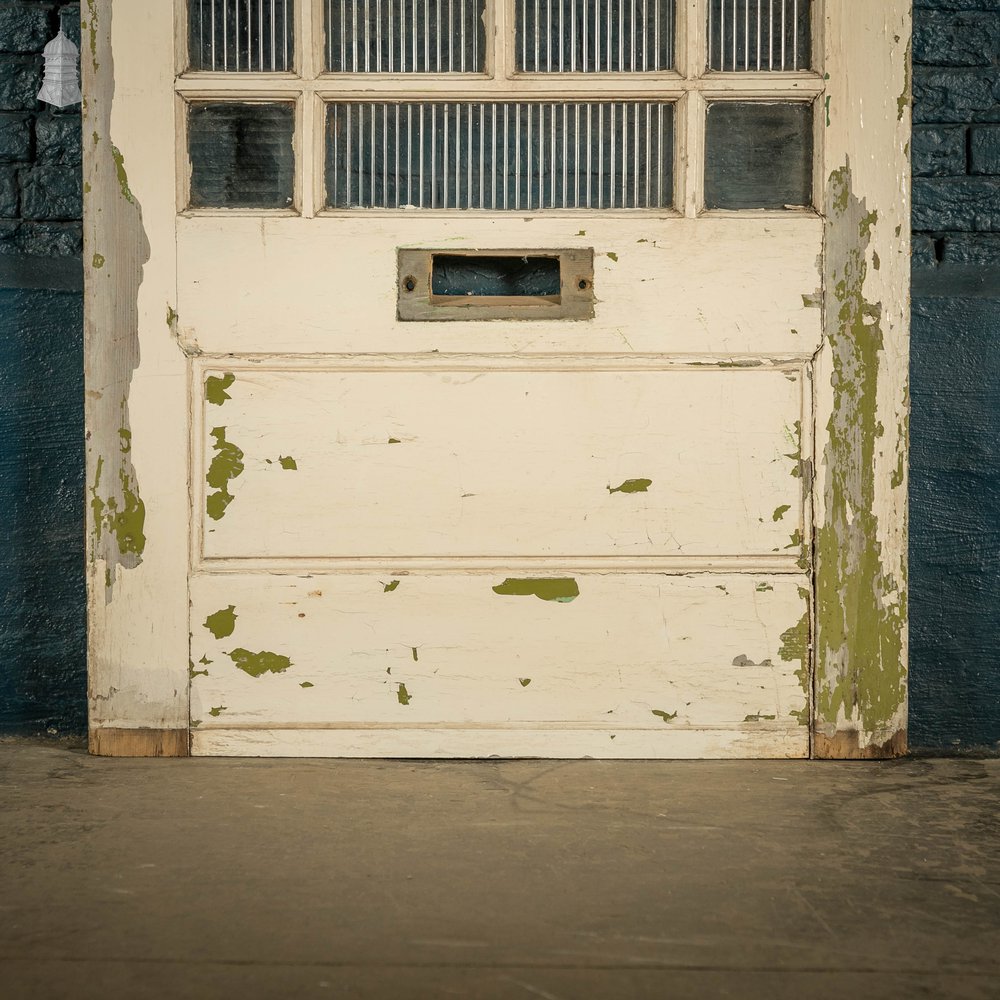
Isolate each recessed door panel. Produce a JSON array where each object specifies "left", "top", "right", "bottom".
[
  {"left": 198, "top": 366, "right": 808, "bottom": 561},
  {"left": 190, "top": 573, "right": 810, "bottom": 758}
]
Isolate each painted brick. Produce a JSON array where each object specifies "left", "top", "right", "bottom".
[
  {"left": 941, "top": 233, "right": 1000, "bottom": 268},
  {"left": 0, "top": 4, "right": 53, "bottom": 55},
  {"left": 35, "top": 112, "right": 79, "bottom": 165},
  {"left": 0, "top": 163, "right": 18, "bottom": 216},
  {"left": 911, "top": 234, "right": 940, "bottom": 269},
  {"left": 0, "top": 53, "right": 42, "bottom": 110},
  {"left": 16, "top": 218, "right": 81, "bottom": 256},
  {"left": 912, "top": 125, "right": 967, "bottom": 176},
  {"left": 970, "top": 125, "right": 1000, "bottom": 175},
  {"left": 0, "top": 112, "right": 31, "bottom": 161},
  {"left": 913, "top": 67, "right": 1000, "bottom": 124},
  {"left": 19, "top": 163, "right": 80, "bottom": 219},
  {"left": 913, "top": 177, "right": 1000, "bottom": 231},
  {"left": 915, "top": 0, "right": 1000, "bottom": 10},
  {"left": 913, "top": 12, "right": 1000, "bottom": 68}
]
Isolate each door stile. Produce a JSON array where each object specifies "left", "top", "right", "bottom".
[
  {"left": 812, "top": 0, "right": 911, "bottom": 758},
  {"left": 84, "top": 0, "right": 190, "bottom": 755}
]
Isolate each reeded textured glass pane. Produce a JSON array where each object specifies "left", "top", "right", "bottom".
[
  {"left": 326, "top": 0, "right": 487, "bottom": 72},
  {"left": 189, "top": 103, "right": 295, "bottom": 209},
  {"left": 707, "top": 0, "right": 811, "bottom": 72},
  {"left": 704, "top": 102, "right": 812, "bottom": 209},
  {"left": 517, "top": 0, "right": 675, "bottom": 73},
  {"left": 188, "top": 0, "right": 294, "bottom": 72},
  {"left": 326, "top": 102, "right": 673, "bottom": 209}
]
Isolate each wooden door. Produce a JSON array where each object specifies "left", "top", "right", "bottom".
[{"left": 84, "top": 0, "right": 911, "bottom": 758}]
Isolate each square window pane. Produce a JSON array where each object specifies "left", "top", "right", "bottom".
[
  {"left": 704, "top": 102, "right": 812, "bottom": 210},
  {"left": 188, "top": 0, "right": 294, "bottom": 72},
  {"left": 188, "top": 103, "right": 295, "bottom": 209},
  {"left": 326, "top": 0, "right": 488, "bottom": 72},
  {"left": 707, "top": 0, "right": 811, "bottom": 72},
  {"left": 516, "top": 0, "right": 676, "bottom": 73},
  {"left": 326, "top": 102, "right": 673, "bottom": 210}
]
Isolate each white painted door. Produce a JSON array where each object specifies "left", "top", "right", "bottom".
[{"left": 85, "top": 1, "right": 911, "bottom": 757}]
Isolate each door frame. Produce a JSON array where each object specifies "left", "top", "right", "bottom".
[{"left": 82, "top": 0, "right": 911, "bottom": 758}]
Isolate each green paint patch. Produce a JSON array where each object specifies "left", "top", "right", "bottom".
[
  {"left": 189, "top": 663, "right": 209, "bottom": 679},
  {"left": 411, "top": 647, "right": 419, "bottom": 661},
  {"left": 518, "top": 678, "right": 532, "bottom": 687},
  {"left": 89, "top": 452, "right": 146, "bottom": 561},
  {"left": 824, "top": 95, "right": 831, "bottom": 127},
  {"left": 651, "top": 709, "right": 678, "bottom": 723},
  {"left": 780, "top": 588, "right": 811, "bottom": 721},
  {"left": 383, "top": 580, "right": 400, "bottom": 592},
  {"left": 492, "top": 578, "right": 579, "bottom": 603},
  {"left": 111, "top": 144, "right": 134, "bottom": 204},
  {"left": 743, "top": 713, "right": 777, "bottom": 723},
  {"left": 279, "top": 456, "right": 298, "bottom": 470},
  {"left": 772, "top": 505, "right": 791, "bottom": 522},
  {"left": 387, "top": 437, "right": 401, "bottom": 444},
  {"left": 756, "top": 582, "right": 774, "bottom": 592},
  {"left": 300, "top": 681, "right": 314, "bottom": 688},
  {"left": 608, "top": 478, "right": 652, "bottom": 495},
  {"left": 205, "top": 372, "right": 235, "bottom": 406},
  {"left": 576, "top": 230, "right": 586, "bottom": 236},
  {"left": 208, "top": 706, "right": 226, "bottom": 717},
  {"left": 204, "top": 605, "right": 237, "bottom": 639},
  {"left": 229, "top": 647, "right": 292, "bottom": 678},
  {"left": 801, "top": 292, "right": 822, "bottom": 309},
  {"left": 785, "top": 529, "right": 803, "bottom": 549},
  {"left": 206, "top": 427, "right": 245, "bottom": 521},
  {"left": 199, "top": 654, "right": 212, "bottom": 665},
  {"left": 396, "top": 682, "right": 411, "bottom": 706},
  {"left": 92, "top": 252, "right": 105, "bottom": 269},
  {"left": 606, "top": 252, "right": 619, "bottom": 262}
]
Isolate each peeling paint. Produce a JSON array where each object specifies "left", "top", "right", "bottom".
[
  {"left": 608, "top": 478, "right": 652, "bottom": 495},
  {"left": 383, "top": 580, "right": 400, "bottom": 592},
  {"left": 492, "top": 578, "right": 579, "bottom": 603},
  {"left": 518, "top": 678, "right": 532, "bottom": 687},
  {"left": 208, "top": 706, "right": 226, "bottom": 717},
  {"left": 205, "top": 372, "right": 235, "bottom": 406},
  {"left": 387, "top": 437, "right": 401, "bottom": 444},
  {"left": 206, "top": 427, "right": 245, "bottom": 521},
  {"left": 396, "top": 682, "right": 411, "bottom": 705},
  {"left": 279, "top": 456, "right": 298, "bottom": 470},
  {"left": 229, "top": 648, "right": 292, "bottom": 677},
  {"left": 204, "top": 605, "right": 237, "bottom": 640},
  {"left": 651, "top": 709, "right": 678, "bottom": 723},
  {"left": 411, "top": 647, "right": 419, "bottom": 661},
  {"left": 300, "top": 681, "right": 314, "bottom": 688},
  {"left": 744, "top": 713, "right": 777, "bottom": 723},
  {"left": 816, "top": 162, "right": 907, "bottom": 748},
  {"left": 84, "top": 2, "right": 150, "bottom": 603},
  {"left": 606, "top": 252, "right": 618, "bottom": 262},
  {"left": 772, "top": 505, "right": 791, "bottom": 522},
  {"left": 897, "top": 39, "right": 911, "bottom": 121},
  {"left": 802, "top": 292, "right": 822, "bottom": 309},
  {"left": 755, "top": 582, "right": 774, "bottom": 592}
]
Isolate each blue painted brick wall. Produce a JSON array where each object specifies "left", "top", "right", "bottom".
[
  {"left": 0, "top": 2, "right": 998, "bottom": 747},
  {"left": 911, "top": 0, "right": 1000, "bottom": 749}
]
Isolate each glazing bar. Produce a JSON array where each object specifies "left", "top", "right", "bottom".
[
  {"left": 431, "top": 103, "right": 437, "bottom": 207},
  {"left": 515, "top": 104, "right": 521, "bottom": 210},
  {"left": 345, "top": 104, "right": 352, "bottom": 204}
]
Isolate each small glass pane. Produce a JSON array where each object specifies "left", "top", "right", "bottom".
[
  {"left": 516, "top": 0, "right": 675, "bottom": 73},
  {"left": 326, "top": 0, "right": 487, "bottom": 72},
  {"left": 707, "top": 0, "right": 811, "bottom": 72},
  {"left": 326, "top": 102, "right": 674, "bottom": 210},
  {"left": 188, "top": 0, "right": 294, "bottom": 72},
  {"left": 704, "top": 102, "right": 812, "bottom": 210},
  {"left": 188, "top": 103, "right": 295, "bottom": 209}
]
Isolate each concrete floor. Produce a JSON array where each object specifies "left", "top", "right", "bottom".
[{"left": 2, "top": 741, "right": 999, "bottom": 1000}]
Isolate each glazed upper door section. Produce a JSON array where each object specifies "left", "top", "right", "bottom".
[{"left": 174, "top": 0, "right": 825, "bottom": 358}]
